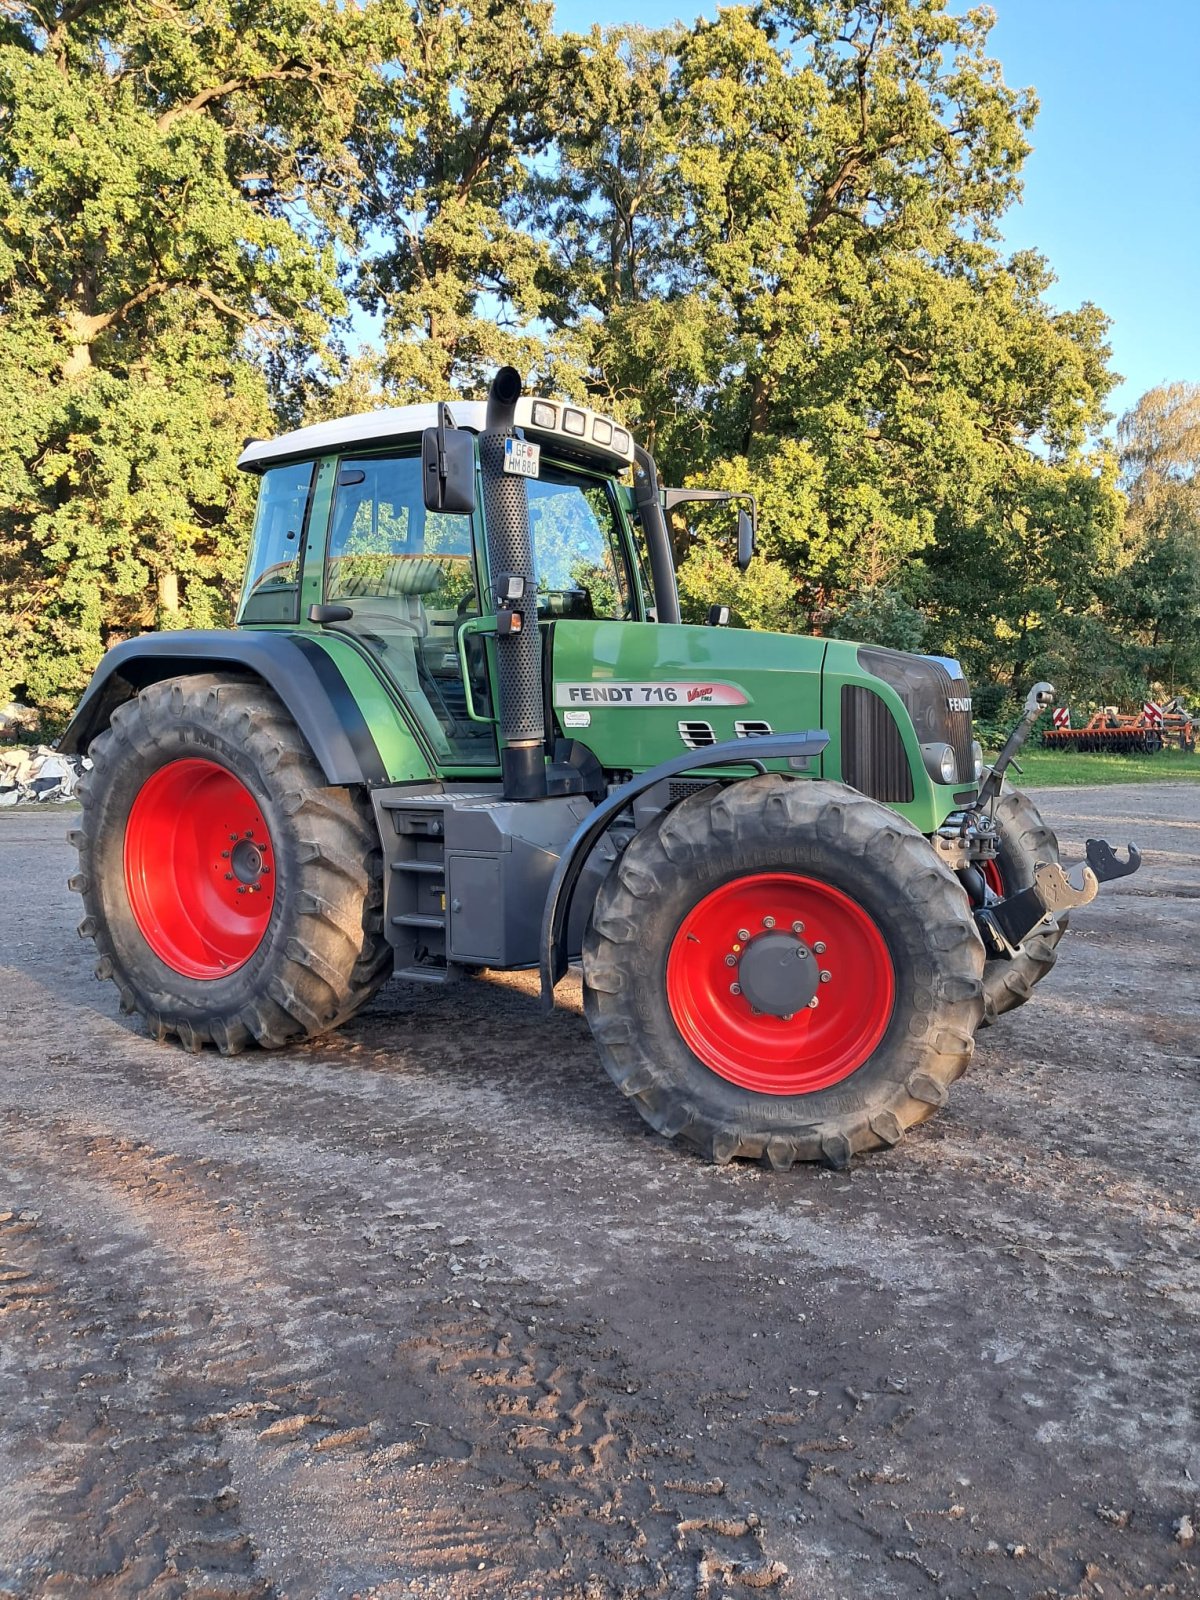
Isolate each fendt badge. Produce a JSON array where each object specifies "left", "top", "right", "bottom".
[{"left": 947, "top": 696, "right": 972, "bottom": 713}]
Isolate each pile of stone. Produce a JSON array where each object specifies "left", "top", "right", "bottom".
[{"left": 0, "top": 746, "right": 90, "bottom": 806}]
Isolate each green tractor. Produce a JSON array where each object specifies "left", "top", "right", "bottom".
[{"left": 60, "top": 368, "right": 1139, "bottom": 1168}]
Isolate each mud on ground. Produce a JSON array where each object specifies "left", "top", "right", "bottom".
[{"left": 0, "top": 783, "right": 1197, "bottom": 1600}]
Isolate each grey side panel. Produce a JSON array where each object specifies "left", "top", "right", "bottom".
[
  {"left": 56, "top": 631, "right": 385, "bottom": 787},
  {"left": 372, "top": 784, "right": 591, "bottom": 971},
  {"left": 444, "top": 794, "right": 592, "bottom": 967}
]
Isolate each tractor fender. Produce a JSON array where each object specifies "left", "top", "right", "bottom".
[
  {"left": 539, "top": 730, "right": 829, "bottom": 1008},
  {"left": 57, "top": 630, "right": 388, "bottom": 787}
]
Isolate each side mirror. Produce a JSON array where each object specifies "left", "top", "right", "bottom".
[
  {"left": 422, "top": 404, "right": 476, "bottom": 515},
  {"left": 736, "top": 505, "right": 756, "bottom": 571}
]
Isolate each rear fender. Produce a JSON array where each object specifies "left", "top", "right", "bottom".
[
  {"left": 539, "top": 730, "right": 829, "bottom": 1007},
  {"left": 58, "top": 630, "right": 394, "bottom": 787}
]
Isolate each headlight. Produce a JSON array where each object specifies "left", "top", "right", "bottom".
[
  {"left": 973, "top": 740, "right": 984, "bottom": 781},
  {"left": 920, "top": 742, "right": 958, "bottom": 784}
]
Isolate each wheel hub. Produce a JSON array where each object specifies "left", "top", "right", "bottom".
[
  {"left": 736, "top": 931, "right": 818, "bottom": 1016},
  {"left": 230, "top": 837, "right": 266, "bottom": 885}
]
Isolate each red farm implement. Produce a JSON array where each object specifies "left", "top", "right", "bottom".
[{"left": 1041, "top": 701, "right": 1195, "bottom": 754}]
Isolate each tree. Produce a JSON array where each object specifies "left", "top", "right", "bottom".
[
  {"left": 353, "top": 0, "right": 559, "bottom": 401},
  {"left": 535, "top": 2, "right": 1119, "bottom": 650},
  {"left": 1108, "top": 384, "right": 1200, "bottom": 693},
  {"left": 0, "top": 0, "right": 370, "bottom": 720}
]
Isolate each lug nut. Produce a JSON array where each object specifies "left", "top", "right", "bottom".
[
  {"left": 229, "top": 833, "right": 239, "bottom": 841},
  {"left": 725, "top": 953, "right": 737, "bottom": 967},
  {"left": 792, "top": 921, "right": 804, "bottom": 934},
  {"left": 763, "top": 915, "right": 776, "bottom": 929},
  {"left": 782, "top": 1013, "right": 794, "bottom": 1022},
  {"left": 224, "top": 873, "right": 233, "bottom": 881},
  {"left": 737, "top": 928, "right": 750, "bottom": 941},
  {"left": 221, "top": 850, "right": 230, "bottom": 859},
  {"left": 245, "top": 830, "right": 254, "bottom": 838},
  {"left": 819, "top": 970, "right": 832, "bottom": 983},
  {"left": 237, "top": 886, "right": 246, "bottom": 895},
  {"left": 813, "top": 940, "right": 826, "bottom": 954},
  {"left": 730, "top": 982, "right": 742, "bottom": 996},
  {"left": 807, "top": 996, "right": 819, "bottom": 1009}
]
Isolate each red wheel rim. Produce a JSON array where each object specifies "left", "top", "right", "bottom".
[
  {"left": 665, "top": 873, "right": 895, "bottom": 1095},
  {"left": 982, "top": 858, "right": 1005, "bottom": 897},
  {"left": 123, "top": 759, "right": 275, "bottom": 980}
]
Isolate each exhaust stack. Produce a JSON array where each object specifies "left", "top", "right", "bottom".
[{"left": 478, "top": 367, "right": 548, "bottom": 800}]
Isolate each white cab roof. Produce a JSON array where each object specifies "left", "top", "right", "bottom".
[{"left": 237, "top": 397, "right": 635, "bottom": 475}]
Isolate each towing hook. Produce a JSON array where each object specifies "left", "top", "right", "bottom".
[{"left": 1085, "top": 839, "right": 1142, "bottom": 884}]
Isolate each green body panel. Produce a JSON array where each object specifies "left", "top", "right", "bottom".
[
  {"left": 247, "top": 626, "right": 435, "bottom": 784},
  {"left": 549, "top": 621, "right": 961, "bottom": 834},
  {"left": 548, "top": 619, "right": 825, "bottom": 768}
]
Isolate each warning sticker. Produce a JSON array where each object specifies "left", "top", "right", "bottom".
[{"left": 554, "top": 681, "right": 749, "bottom": 708}]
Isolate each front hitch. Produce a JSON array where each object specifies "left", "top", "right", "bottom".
[{"left": 974, "top": 840, "right": 1142, "bottom": 959}]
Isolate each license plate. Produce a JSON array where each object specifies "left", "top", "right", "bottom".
[{"left": 503, "top": 437, "right": 540, "bottom": 478}]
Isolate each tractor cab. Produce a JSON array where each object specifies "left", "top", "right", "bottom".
[{"left": 236, "top": 394, "right": 665, "bottom": 776}]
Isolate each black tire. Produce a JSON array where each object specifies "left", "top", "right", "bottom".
[
  {"left": 582, "top": 776, "right": 984, "bottom": 1169},
  {"left": 69, "top": 675, "right": 390, "bottom": 1052},
  {"left": 979, "top": 782, "right": 1066, "bottom": 1026}
]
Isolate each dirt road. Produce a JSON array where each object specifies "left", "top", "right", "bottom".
[{"left": 1, "top": 783, "right": 1197, "bottom": 1600}]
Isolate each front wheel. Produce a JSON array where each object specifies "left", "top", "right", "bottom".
[
  {"left": 979, "top": 782, "right": 1066, "bottom": 1025},
  {"left": 70, "top": 674, "right": 390, "bottom": 1052},
  {"left": 582, "top": 776, "right": 984, "bottom": 1169}
]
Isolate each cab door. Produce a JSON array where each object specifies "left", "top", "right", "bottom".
[{"left": 323, "top": 451, "right": 498, "bottom": 768}]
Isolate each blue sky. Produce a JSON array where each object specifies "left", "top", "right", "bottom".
[{"left": 553, "top": 0, "right": 1200, "bottom": 427}]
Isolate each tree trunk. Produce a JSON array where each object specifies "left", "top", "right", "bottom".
[{"left": 157, "top": 572, "right": 180, "bottom": 616}]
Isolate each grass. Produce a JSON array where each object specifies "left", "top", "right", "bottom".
[{"left": 986, "top": 744, "right": 1200, "bottom": 788}]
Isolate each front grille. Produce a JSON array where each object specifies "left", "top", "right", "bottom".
[
  {"left": 841, "top": 685, "right": 915, "bottom": 803},
  {"left": 857, "top": 646, "right": 974, "bottom": 785}
]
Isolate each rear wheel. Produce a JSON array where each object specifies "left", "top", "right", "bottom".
[
  {"left": 979, "top": 782, "right": 1066, "bottom": 1025},
  {"left": 70, "top": 675, "right": 390, "bottom": 1052},
  {"left": 583, "top": 776, "right": 984, "bottom": 1168}
]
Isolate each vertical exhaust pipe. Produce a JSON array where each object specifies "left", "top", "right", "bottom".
[{"left": 478, "top": 367, "right": 548, "bottom": 799}]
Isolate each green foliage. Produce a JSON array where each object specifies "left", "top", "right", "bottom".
[
  {"left": 0, "top": 0, "right": 371, "bottom": 723},
  {"left": 824, "top": 585, "right": 927, "bottom": 653},
  {"left": 1, "top": 0, "right": 1195, "bottom": 728}
]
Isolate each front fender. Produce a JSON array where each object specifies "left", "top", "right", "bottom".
[
  {"left": 58, "top": 630, "right": 390, "bottom": 787},
  {"left": 539, "top": 730, "right": 829, "bottom": 1007}
]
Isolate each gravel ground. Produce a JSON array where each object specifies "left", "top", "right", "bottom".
[{"left": 0, "top": 782, "right": 1197, "bottom": 1600}]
